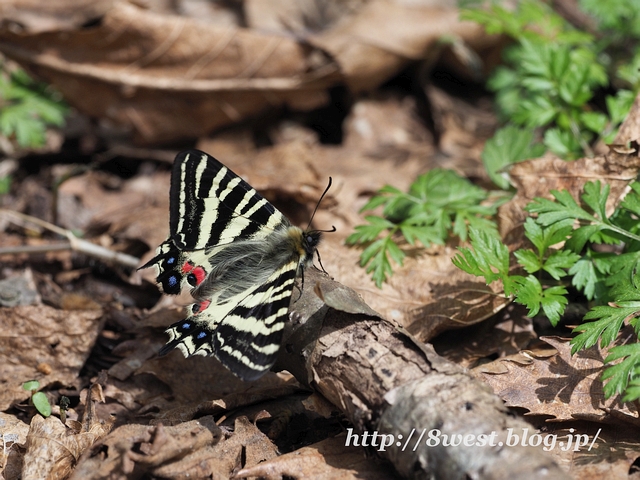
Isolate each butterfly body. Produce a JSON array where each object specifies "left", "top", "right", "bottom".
[{"left": 142, "top": 150, "right": 321, "bottom": 381}]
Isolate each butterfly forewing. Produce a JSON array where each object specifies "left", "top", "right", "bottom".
[
  {"left": 142, "top": 149, "right": 321, "bottom": 381},
  {"left": 170, "top": 150, "right": 287, "bottom": 250}
]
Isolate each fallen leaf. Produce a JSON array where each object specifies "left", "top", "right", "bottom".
[
  {"left": 0, "top": 1, "right": 338, "bottom": 144},
  {"left": 235, "top": 433, "right": 399, "bottom": 479},
  {"left": 0, "top": 412, "right": 30, "bottom": 480},
  {"left": 22, "top": 412, "right": 110, "bottom": 480},
  {"left": 474, "top": 336, "right": 640, "bottom": 425},
  {"left": 499, "top": 145, "right": 640, "bottom": 237},
  {"left": 0, "top": 304, "right": 104, "bottom": 410},
  {"left": 70, "top": 416, "right": 220, "bottom": 479}
]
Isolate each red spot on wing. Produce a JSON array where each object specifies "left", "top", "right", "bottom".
[
  {"left": 196, "top": 300, "right": 211, "bottom": 314},
  {"left": 181, "top": 261, "right": 207, "bottom": 286},
  {"left": 182, "top": 262, "right": 194, "bottom": 273},
  {"left": 192, "top": 266, "right": 206, "bottom": 285}
]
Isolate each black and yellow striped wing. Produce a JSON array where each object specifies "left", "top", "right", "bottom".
[
  {"left": 159, "top": 259, "right": 298, "bottom": 381},
  {"left": 142, "top": 150, "right": 320, "bottom": 381}
]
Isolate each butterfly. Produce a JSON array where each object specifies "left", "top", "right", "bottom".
[{"left": 141, "top": 150, "right": 328, "bottom": 381}]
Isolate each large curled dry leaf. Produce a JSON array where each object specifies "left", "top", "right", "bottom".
[
  {"left": 309, "top": 0, "right": 490, "bottom": 92},
  {"left": 0, "top": 0, "right": 500, "bottom": 144},
  {"left": 0, "top": 1, "right": 337, "bottom": 144}
]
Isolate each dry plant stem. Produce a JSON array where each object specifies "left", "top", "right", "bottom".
[
  {"left": 0, "top": 209, "right": 140, "bottom": 269},
  {"left": 279, "top": 269, "right": 569, "bottom": 480}
]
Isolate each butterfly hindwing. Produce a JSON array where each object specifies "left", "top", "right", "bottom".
[{"left": 159, "top": 259, "right": 298, "bottom": 381}]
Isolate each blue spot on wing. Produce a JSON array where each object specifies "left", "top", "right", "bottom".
[
  {"left": 181, "top": 322, "right": 192, "bottom": 330},
  {"left": 168, "top": 276, "right": 178, "bottom": 288},
  {"left": 167, "top": 257, "right": 176, "bottom": 264},
  {"left": 197, "top": 331, "right": 207, "bottom": 339}
]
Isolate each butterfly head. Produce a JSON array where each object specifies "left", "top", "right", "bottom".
[{"left": 302, "top": 230, "right": 322, "bottom": 259}]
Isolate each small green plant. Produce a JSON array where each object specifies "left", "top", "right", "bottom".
[
  {"left": 454, "top": 181, "right": 640, "bottom": 401},
  {"left": 22, "top": 380, "right": 52, "bottom": 417},
  {"left": 0, "top": 63, "right": 67, "bottom": 148},
  {"left": 461, "top": 0, "right": 637, "bottom": 160},
  {"left": 346, "top": 169, "right": 505, "bottom": 287}
]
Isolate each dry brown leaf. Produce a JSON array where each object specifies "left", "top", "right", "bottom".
[
  {"left": 0, "top": 1, "right": 338, "bottom": 144},
  {"left": 0, "top": 412, "right": 29, "bottom": 480},
  {"left": 22, "top": 413, "right": 110, "bottom": 480},
  {"left": 499, "top": 146, "right": 640, "bottom": 237},
  {"left": 70, "top": 416, "right": 221, "bottom": 479},
  {"left": 309, "top": 0, "right": 489, "bottom": 92},
  {"left": 542, "top": 423, "right": 640, "bottom": 480},
  {"left": 151, "top": 416, "right": 277, "bottom": 479},
  {"left": 244, "top": 0, "right": 365, "bottom": 33},
  {"left": 474, "top": 336, "right": 640, "bottom": 424},
  {"left": 0, "top": 304, "right": 104, "bottom": 411},
  {"left": 0, "top": 0, "right": 115, "bottom": 33},
  {"left": 235, "top": 433, "right": 399, "bottom": 479},
  {"left": 432, "top": 304, "right": 536, "bottom": 368}
]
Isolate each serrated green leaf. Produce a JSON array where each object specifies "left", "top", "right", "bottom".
[
  {"left": 572, "top": 304, "right": 640, "bottom": 352},
  {"left": 569, "top": 257, "right": 598, "bottom": 300},
  {"left": 565, "top": 224, "right": 603, "bottom": 252},
  {"left": 481, "top": 125, "right": 544, "bottom": 190},
  {"left": 514, "top": 249, "right": 541, "bottom": 273},
  {"left": 359, "top": 195, "right": 389, "bottom": 213},
  {"left": 582, "top": 181, "right": 608, "bottom": 221},
  {"left": 601, "top": 343, "right": 640, "bottom": 399},
  {"left": 386, "top": 240, "right": 406, "bottom": 267},
  {"left": 359, "top": 238, "right": 386, "bottom": 266},
  {"left": 543, "top": 128, "right": 573, "bottom": 156},
  {"left": 619, "top": 183, "right": 640, "bottom": 216},
  {"left": 513, "top": 275, "right": 543, "bottom": 318},
  {"left": 581, "top": 111, "right": 608, "bottom": 133},
  {"left": 540, "top": 285, "right": 568, "bottom": 325},
  {"left": 542, "top": 250, "right": 581, "bottom": 280}
]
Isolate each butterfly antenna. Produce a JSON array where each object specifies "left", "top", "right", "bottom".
[{"left": 306, "top": 177, "right": 332, "bottom": 231}]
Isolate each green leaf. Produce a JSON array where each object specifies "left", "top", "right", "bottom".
[
  {"left": 514, "top": 249, "right": 541, "bottom": 274},
  {"left": 512, "top": 275, "right": 543, "bottom": 318},
  {"left": 540, "top": 285, "right": 569, "bottom": 325},
  {"left": 357, "top": 236, "right": 406, "bottom": 288},
  {"left": 452, "top": 227, "right": 508, "bottom": 286},
  {"left": 22, "top": 380, "right": 40, "bottom": 391},
  {"left": 481, "top": 125, "right": 544, "bottom": 189},
  {"left": 601, "top": 343, "right": 640, "bottom": 399},
  {"left": 619, "top": 182, "right": 640, "bottom": 217},
  {"left": 542, "top": 249, "right": 581, "bottom": 280},
  {"left": 569, "top": 257, "right": 598, "bottom": 300},
  {"left": 572, "top": 304, "right": 640, "bottom": 353},
  {"left": 31, "top": 392, "right": 52, "bottom": 417},
  {"left": 565, "top": 224, "right": 603, "bottom": 252},
  {"left": 582, "top": 181, "right": 609, "bottom": 221},
  {"left": 581, "top": 111, "right": 608, "bottom": 133}
]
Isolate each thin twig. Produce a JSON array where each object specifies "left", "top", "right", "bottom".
[{"left": 0, "top": 209, "right": 140, "bottom": 269}]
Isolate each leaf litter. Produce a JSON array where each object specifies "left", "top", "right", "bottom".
[{"left": 0, "top": 0, "right": 639, "bottom": 478}]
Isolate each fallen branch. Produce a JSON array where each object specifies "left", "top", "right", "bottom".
[{"left": 278, "top": 268, "right": 569, "bottom": 479}]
